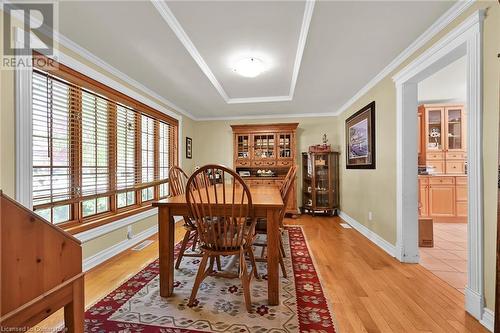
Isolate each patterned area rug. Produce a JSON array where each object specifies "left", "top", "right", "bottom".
[{"left": 85, "top": 226, "right": 336, "bottom": 332}]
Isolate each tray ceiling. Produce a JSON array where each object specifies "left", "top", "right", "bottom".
[{"left": 58, "top": 0, "right": 455, "bottom": 119}]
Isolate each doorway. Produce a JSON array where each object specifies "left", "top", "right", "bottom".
[
  {"left": 417, "top": 56, "right": 468, "bottom": 294},
  {"left": 393, "top": 10, "right": 484, "bottom": 320}
]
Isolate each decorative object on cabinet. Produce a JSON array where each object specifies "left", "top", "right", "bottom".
[
  {"left": 231, "top": 123, "right": 298, "bottom": 215},
  {"left": 186, "top": 137, "right": 192, "bottom": 159},
  {"left": 346, "top": 101, "right": 376, "bottom": 169},
  {"left": 309, "top": 134, "right": 332, "bottom": 153},
  {"left": 301, "top": 151, "right": 340, "bottom": 216},
  {"left": 418, "top": 104, "right": 467, "bottom": 174}
]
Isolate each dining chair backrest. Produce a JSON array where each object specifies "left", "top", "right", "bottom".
[
  {"left": 169, "top": 166, "right": 189, "bottom": 196},
  {"left": 279, "top": 165, "right": 297, "bottom": 222},
  {"left": 280, "top": 165, "right": 298, "bottom": 199},
  {"left": 186, "top": 165, "right": 256, "bottom": 251}
]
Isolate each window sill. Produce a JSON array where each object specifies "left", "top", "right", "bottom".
[{"left": 67, "top": 205, "right": 158, "bottom": 239}]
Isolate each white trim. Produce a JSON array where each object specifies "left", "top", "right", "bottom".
[
  {"left": 338, "top": 211, "right": 396, "bottom": 257},
  {"left": 14, "top": 28, "right": 33, "bottom": 208},
  {"left": 392, "top": 10, "right": 484, "bottom": 320},
  {"left": 480, "top": 308, "right": 494, "bottom": 332},
  {"left": 332, "top": 0, "right": 474, "bottom": 116},
  {"left": 195, "top": 111, "right": 337, "bottom": 122},
  {"left": 82, "top": 225, "right": 158, "bottom": 272},
  {"left": 75, "top": 208, "right": 158, "bottom": 243},
  {"left": 150, "top": 0, "right": 315, "bottom": 104}
]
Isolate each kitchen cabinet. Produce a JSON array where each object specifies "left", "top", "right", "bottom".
[{"left": 418, "top": 175, "right": 467, "bottom": 220}]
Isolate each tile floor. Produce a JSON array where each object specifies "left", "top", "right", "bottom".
[{"left": 419, "top": 222, "right": 467, "bottom": 294}]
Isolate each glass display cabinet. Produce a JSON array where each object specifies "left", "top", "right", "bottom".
[{"left": 301, "top": 151, "right": 340, "bottom": 216}]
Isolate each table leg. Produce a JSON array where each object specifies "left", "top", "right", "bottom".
[
  {"left": 159, "top": 206, "right": 175, "bottom": 297},
  {"left": 267, "top": 208, "right": 280, "bottom": 305}
]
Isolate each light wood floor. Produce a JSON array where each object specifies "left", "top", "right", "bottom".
[{"left": 38, "top": 215, "right": 487, "bottom": 332}]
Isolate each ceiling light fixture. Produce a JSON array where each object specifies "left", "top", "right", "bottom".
[{"left": 232, "top": 57, "right": 267, "bottom": 78}]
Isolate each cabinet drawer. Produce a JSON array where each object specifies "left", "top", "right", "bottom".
[
  {"left": 252, "top": 160, "right": 276, "bottom": 167},
  {"left": 456, "top": 176, "right": 467, "bottom": 185},
  {"left": 427, "top": 151, "right": 444, "bottom": 160},
  {"left": 235, "top": 160, "right": 251, "bottom": 167},
  {"left": 446, "top": 152, "right": 466, "bottom": 160},
  {"left": 445, "top": 161, "right": 465, "bottom": 174},
  {"left": 277, "top": 160, "right": 293, "bottom": 167},
  {"left": 427, "top": 160, "right": 445, "bottom": 174},
  {"left": 418, "top": 177, "right": 429, "bottom": 185},
  {"left": 429, "top": 177, "right": 455, "bottom": 185}
]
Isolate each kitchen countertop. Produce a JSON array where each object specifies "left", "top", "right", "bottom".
[{"left": 418, "top": 174, "right": 467, "bottom": 177}]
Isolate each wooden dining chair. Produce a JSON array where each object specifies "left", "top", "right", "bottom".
[
  {"left": 185, "top": 165, "right": 259, "bottom": 312},
  {"left": 254, "top": 165, "right": 298, "bottom": 278},
  {"left": 169, "top": 166, "right": 205, "bottom": 270}
]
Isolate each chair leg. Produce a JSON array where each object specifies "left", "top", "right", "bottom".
[
  {"left": 216, "top": 255, "right": 222, "bottom": 271},
  {"left": 175, "top": 229, "right": 192, "bottom": 269},
  {"left": 279, "top": 237, "right": 286, "bottom": 258},
  {"left": 239, "top": 250, "right": 252, "bottom": 313},
  {"left": 279, "top": 253, "right": 287, "bottom": 278},
  {"left": 191, "top": 231, "right": 198, "bottom": 251},
  {"left": 246, "top": 246, "right": 259, "bottom": 279},
  {"left": 188, "top": 253, "right": 209, "bottom": 307}
]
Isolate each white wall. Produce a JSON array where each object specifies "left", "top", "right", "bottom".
[{"left": 418, "top": 56, "right": 466, "bottom": 103}]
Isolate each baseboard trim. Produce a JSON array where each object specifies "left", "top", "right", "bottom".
[
  {"left": 480, "top": 308, "right": 494, "bottom": 332},
  {"left": 465, "top": 286, "right": 484, "bottom": 320},
  {"left": 82, "top": 225, "right": 158, "bottom": 272},
  {"left": 338, "top": 211, "right": 396, "bottom": 257}
]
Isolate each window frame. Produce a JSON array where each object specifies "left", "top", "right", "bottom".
[{"left": 30, "top": 52, "right": 179, "bottom": 234}]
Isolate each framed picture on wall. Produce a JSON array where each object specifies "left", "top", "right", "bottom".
[
  {"left": 186, "top": 137, "right": 192, "bottom": 159},
  {"left": 345, "top": 101, "right": 375, "bottom": 169}
]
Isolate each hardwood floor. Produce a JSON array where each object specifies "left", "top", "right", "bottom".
[{"left": 37, "top": 215, "right": 487, "bottom": 332}]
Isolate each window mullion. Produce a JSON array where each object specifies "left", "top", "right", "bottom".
[
  {"left": 108, "top": 102, "right": 117, "bottom": 213},
  {"left": 135, "top": 112, "right": 142, "bottom": 205},
  {"left": 70, "top": 86, "right": 83, "bottom": 223}
]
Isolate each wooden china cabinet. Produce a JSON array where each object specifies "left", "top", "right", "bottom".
[{"left": 231, "top": 123, "right": 298, "bottom": 215}]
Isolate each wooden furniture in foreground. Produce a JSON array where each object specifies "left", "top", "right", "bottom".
[
  {"left": 185, "top": 166, "right": 259, "bottom": 312},
  {"left": 231, "top": 123, "right": 298, "bottom": 215},
  {"left": 301, "top": 151, "right": 340, "bottom": 216},
  {"left": 418, "top": 175, "right": 467, "bottom": 220},
  {"left": 418, "top": 104, "right": 467, "bottom": 174},
  {"left": 169, "top": 166, "right": 205, "bottom": 270},
  {"left": 254, "top": 165, "right": 298, "bottom": 278},
  {"left": 0, "top": 191, "right": 84, "bottom": 332},
  {"left": 153, "top": 184, "right": 284, "bottom": 305},
  {"left": 418, "top": 218, "right": 434, "bottom": 247}
]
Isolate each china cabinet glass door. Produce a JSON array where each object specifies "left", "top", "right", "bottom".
[
  {"left": 314, "top": 154, "right": 329, "bottom": 208},
  {"left": 253, "top": 134, "right": 275, "bottom": 159},
  {"left": 445, "top": 107, "right": 463, "bottom": 151},
  {"left": 236, "top": 134, "right": 250, "bottom": 160},
  {"left": 427, "top": 108, "right": 443, "bottom": 150},
  {"left": 278, "top": 133, "right": 292, "bottom": 159}
]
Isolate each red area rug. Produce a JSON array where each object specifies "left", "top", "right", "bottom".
[{"left": 85, "top": 226, "right": 336, "bottom": 332}]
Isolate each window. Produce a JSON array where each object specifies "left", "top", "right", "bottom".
[{"left": 31, "top": 57, "right": 178, "bottom": 230}]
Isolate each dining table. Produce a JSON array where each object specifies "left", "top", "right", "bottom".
[{"left": 152, "top": 184, "right": 284, "bottom": 306}]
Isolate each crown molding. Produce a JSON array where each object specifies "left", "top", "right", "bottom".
[
  {"left": 150, "top": 0, "right": 315, "bottom": 104},
  {"left": 331, "top": 0, "right": 475, "bottom": 116},
  {"left": 195, "top": 111, "right": 336, "bottom": 121}
]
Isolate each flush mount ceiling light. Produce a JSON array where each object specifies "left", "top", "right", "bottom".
[{"left": 232, "top": 57, "right": 267, "bottom": 78}]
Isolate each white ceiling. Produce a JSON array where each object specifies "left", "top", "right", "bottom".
[{"left": 57, "top": 0, "right": 455, "bottom": 119}]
